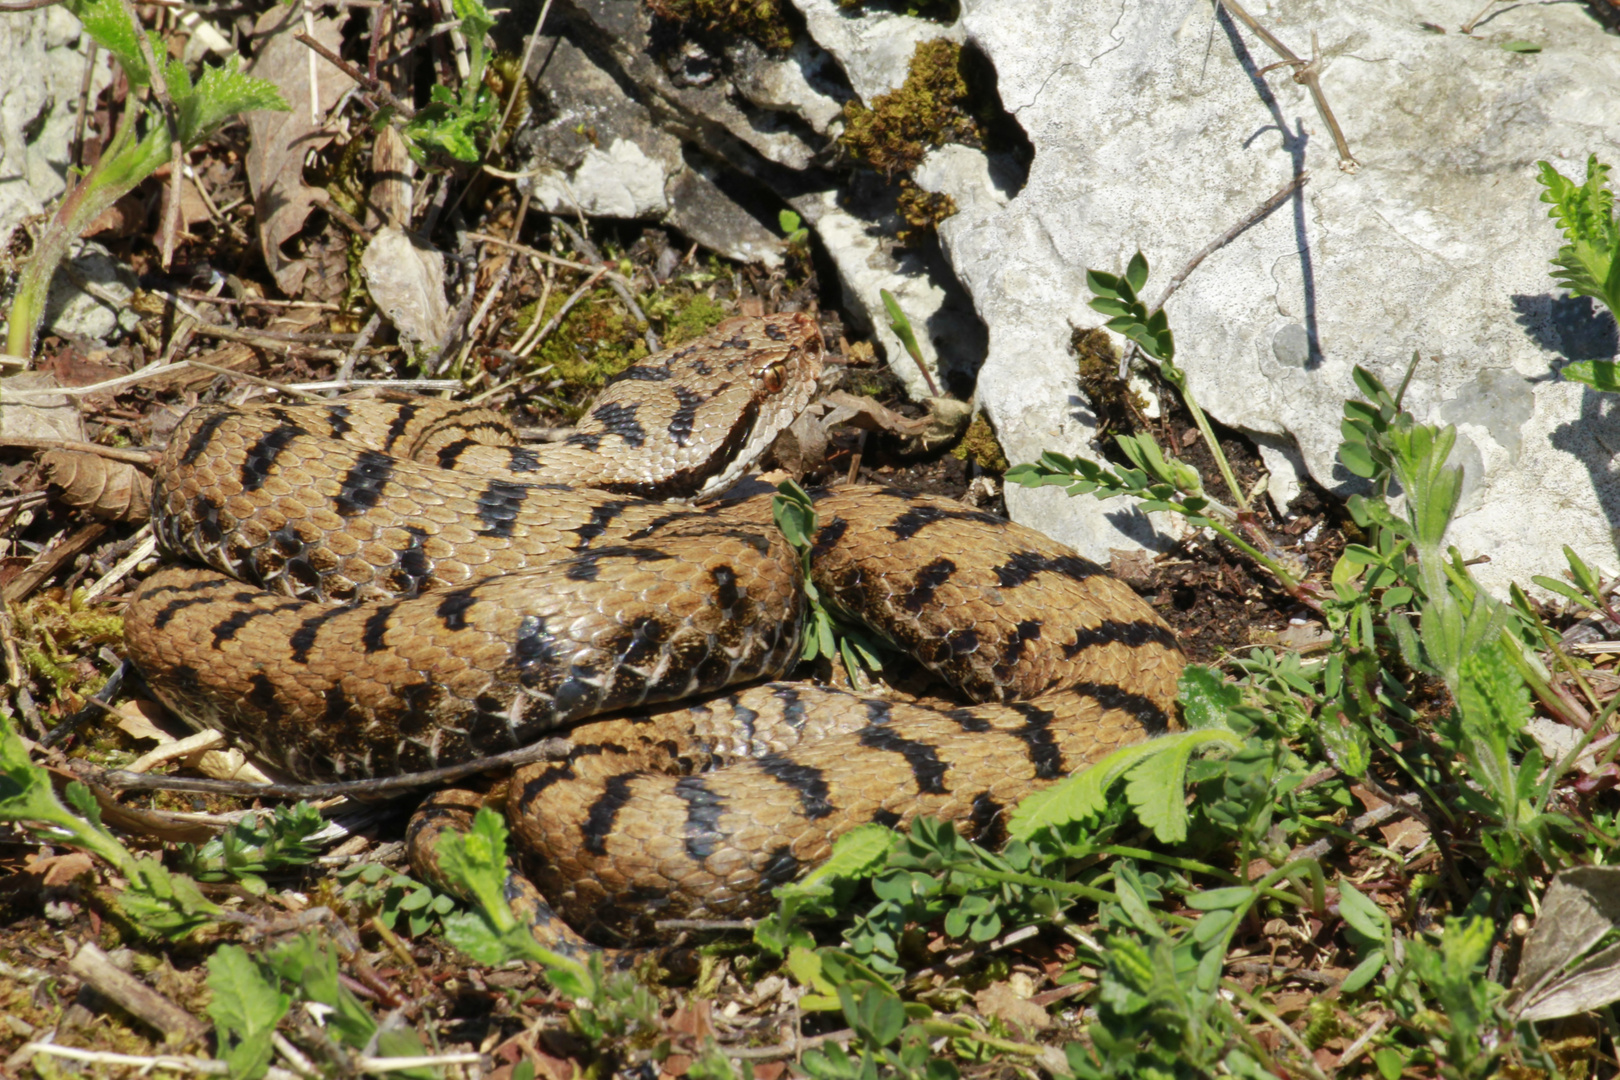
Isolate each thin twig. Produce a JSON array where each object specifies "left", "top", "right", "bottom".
[
  {"left": 0, "top": 437, "right": 157, "bottom": 466},
  {"left": 188, "top": 359, "right": 328, "bottom": 400},
  {"left": 1217, "top": 0, "right": 1357, "bottom": 172},
  {"left": 335, "top": 311, "right": 383, "bottom": 384},
  {"left": 175, "top": 289, "right": 344, "bottom": 312},
  {"left": 721, "top": 1029, "right": 854, "bottom": 1061},
  {"left": 81, "top": 528, "right": 157, "bottom": 603},
  {"left": 465, "top": 232, "right": 632, "bottom": 285},
  {"left": 295, "top": 31, "right": 416, "bottom": 119},
  {"left": 286, "top": 377, "right": 463, "bottom": 392},
  {"left": 494, "top": 0, "right": 553, "bottom": 146},
  {"left": 121, "top": 0, "right": 186, "bottom": 268},
  {"left": 90, "top": 736, "right": 575, "bottom": 798},
  {"left": 1152, "top": 172, "right": 1309, "bottom": 312}
]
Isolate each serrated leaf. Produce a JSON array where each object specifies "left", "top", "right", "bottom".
[
  {"left": 778, "top": 823, "right": 896, "bottom": 900},
  {"left": 1007, "top": 730, "right": 1240, "bottom": 843},
  {"left": 65, "top": 0, "right": 148, "bottom": 86},
  {"left": 170, "top": 57, "right": 289, "bottom": 149},
  {"left": 207, "top": 945, "right": 290, "bottom": 1080}
]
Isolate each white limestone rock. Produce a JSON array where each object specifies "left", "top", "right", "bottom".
[{"left": 926, "top": 0, "right": 1620, "bottom": 591}]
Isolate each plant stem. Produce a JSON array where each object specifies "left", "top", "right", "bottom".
[{"left": 5, "top": 106, "right": 168, "bottom": 359}]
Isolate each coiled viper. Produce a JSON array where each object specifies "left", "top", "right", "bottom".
[{"left": 124, "top": 312, "right": 1185, "bottom": 948}]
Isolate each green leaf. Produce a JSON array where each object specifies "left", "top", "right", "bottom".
[
  {"left": 433, "top": 807, "right": 515, "bottom": 932},
  {"left": 1124, "top": 251, "right": 1150, "bottom": 296},
  {"left": 65, "top": 0, "right": 149, "bottom": 86},
  {"left": 1536, "top": 156, "right": 1620, "bottom": 321},
  {"left": 1177, "top": 666, "right": 1243, "bottom": 730},
  {"left": 1336, "top": 882, "right": 1390, "bottom": 942},
  {"left": 1085, "top": 269, "right": 1121, "bottom": 300},
  {"left": 879, "top": 289, "right": 924, "bottom": 367},
  {"left": 169, "top": 57, "right": 289, "bottom": 149},
  {"left": 1561, "top": 359, "right": 1620, "bottom": 392},
  {"left": 1499, "top": 39, "right": 1541, "bottom": 52},
  {"left": 1340, "top": 949, "right": 1385, "bottom": 994},
  {"left": 1457, "top": 639, "right": 1532, "bottom": 744},
  {"left": 207, "top": 945, "right": 290, "bottom": 1080},
  {"left": 1006, "top": 730, "right": 1241, "bottom": 843},
  {"left": 777, "top": 823, "right": 897, "bottom": 900},
  {"left": 1184, "top": 886, "right": 1254, "bottom": 911}
]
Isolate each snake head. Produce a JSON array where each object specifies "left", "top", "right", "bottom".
[{"left": 570, "top": 312, "right": 825, "bottom": 500}]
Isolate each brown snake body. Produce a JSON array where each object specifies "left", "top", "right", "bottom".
[{"left": 125, "top": 313, "right": 1184, "bottom": 947}]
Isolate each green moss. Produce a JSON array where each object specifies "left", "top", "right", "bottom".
[
  {"left": 645, "top": 0, "right": 796, "bottom": 52},
  {"left": 840, "top": 39, "right": 980, "bottom": 177},
  {"left": 950, "top": 413, "right": 1009, "bottom": 473},
  {"left": 652, "top": 291, "right": 727, "bottom": 346},
  {"left": 530, "top": 289, "right": 649, "bottom": 417}
]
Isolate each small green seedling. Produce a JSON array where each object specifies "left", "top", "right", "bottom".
[
  {"left": 779, "top": 209, "right": 810, "bottom": 246},
  {"left": 1536, "top": 155, "right": 1620, "bottom": 391}
]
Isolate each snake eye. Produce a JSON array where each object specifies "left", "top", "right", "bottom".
[{"left": 760, "top": 361, "right": 787, "bottom": 393}]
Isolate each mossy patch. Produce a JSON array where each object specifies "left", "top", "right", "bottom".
[
  {"left": 840, "top": 39, "right": 981, "bottom": 177},
  {"left": 896, "top": 180, "right": 958, "bottom": 244},
  {"left": 647, "top": 291, "right": 728, "bottom": 346},
  {"left": 524, "top": 290, "right": 650, "bottom": 417},
  {"left": 12, "top": 593, "right": 124, "bottom": 700},
  {"left": 950, "top": 413, "right": 1008, "bottom": 473},
  {"left": 645, "top": 0, "right": 796, "bottom": 52},
  {"left": 1073, "top": 325, "right": 1148, "bottom": 436}
]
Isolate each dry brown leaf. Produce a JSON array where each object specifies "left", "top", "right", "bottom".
[
  {"left": 973, "top": 979, "right": 1052, "bottom": 1032},
  {"left": 25, "top": 850, "right": 96, "bottom": 888},
  {"left": 245, "top": 6, "right": 355, "bottom": 296},
  {"left": 41, "top": 450, "right": 152, "bottom": 522},
  {"left": 83, "top": 191, "right": 151, "bottom": 239}
]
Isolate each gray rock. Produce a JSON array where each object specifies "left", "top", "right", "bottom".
[
  {"left": 729, "top": 37, "right": 849, "bottom": 135},
  {"left": 516, "top": 30, "right": 784, "bottom": 267},
  {"left": 789, "top": 182, "right": 986, "bottom": 400},
  {"left": 0, "top": 6, "right": 109, "bottom": 252},
  {"left": 552, "top": 0, "right": 828, "bottom": 172},
  {"left": 928, "top": 0, "right": 1620, "bottom": 592},
  {"left": 39, "top": 241, "right": 139, "bottom": 343},
  {"left": 785, "top": 0, "right": 961, "bottom": 102}
]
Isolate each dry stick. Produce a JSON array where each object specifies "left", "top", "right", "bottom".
[
  {"left": 1217, "top": 0, "right": 1357, "bottom": 172},
  {"left": 295, "top": 31, "right": 416, "bottom": 120},
  {"left": 466, "top": 231, "right": 633, "bottom": 285},
  {"left": 495, "top": 0, "right": 555, "bottom": 141},
  {"left": 93, "top": 735, "right": 575, "bottom": 799},
  {"left": 175, "top": 289, "right": 344, "bottom": 312},
  {"left": 121, "top": 0, "right": 186, "bottom": 269},
  {"left": 721, "top": 1029, "right": 855, "bottom": 1061},
  {"left": 71, "top": 40, "right": 99, "bottom": 172},
  {"left": 1152, "top": 172, "right": 1309, "bottom": 313},
  {"left": 69, "top": 941, "right": 210, "bottom": 1045},
  {"left": 188, "top": 359, "right": 328, "bottom": 400},
  {"left": 0, "top": 437, "right": 156, "bottom": 465},
  {"left": 335, "top": 311, "right": 384, "bottom": 383}
]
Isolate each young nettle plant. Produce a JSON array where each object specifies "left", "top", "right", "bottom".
[
  {"left": 398, "top": 0, "right": 500, "bottom": 163},
  {"left": 1537, "top": 155, "right": 1620, "bottom": 392},
  {"left": 4, "top": 0, "right": 287, "bottom": 359}
]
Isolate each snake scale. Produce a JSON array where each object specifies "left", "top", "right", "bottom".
[{"left": 124, "top": 312, "right": 1185, "bottom": 948}]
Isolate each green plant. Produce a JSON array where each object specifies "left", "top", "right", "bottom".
[
  {"left": 4, "top": 0, "right": 286, "bottom": 359},
  {"left": 0, "top": 712, "right": 222, "bottom": 938},
  {"left": 779, "top": 209, "right": 809, "bottom": 246},
  {"left": 398, "top": 0, "right": 499, "bottom": 163},
  {"left": 1537, "top": 155, "right": 1619, "bottom": 326},
  {"left": 178, "top": 802, "right": 327, "bottom": 894}
]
